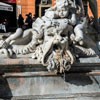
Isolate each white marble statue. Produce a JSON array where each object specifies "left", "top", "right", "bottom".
[{"left": 0, "top": 0, "right": 98, "bottom": 73}]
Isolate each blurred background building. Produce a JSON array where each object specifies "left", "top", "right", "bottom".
[
  {"left": 0, "top": 0, "right": 100, "bottom": 31},
  {"left": 16, "top": 0, "right": 100, "bottom": 19},
  {"left": 16, "top": 0, "right": 52, "bottom": 19}
]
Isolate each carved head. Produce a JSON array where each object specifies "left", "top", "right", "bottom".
[{"left": 56, "top": 0, "right": 70, "bottom": 18}]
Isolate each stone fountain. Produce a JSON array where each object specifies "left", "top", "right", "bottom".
[{"left": 0, "top": 0, "right": 100, "bottom": 73}]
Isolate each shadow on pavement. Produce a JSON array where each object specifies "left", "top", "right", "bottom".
[
  {"left": 0, "top": 75, "right": 12, "bottom": 99},
  {"left": 63, "top": 73, "right": 93, "bottom": 86}
]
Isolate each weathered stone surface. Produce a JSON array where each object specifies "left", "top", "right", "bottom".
[
  {"left": 0, "top": 74, "right": 100, "bottom": 99},
  {"left": 0, "top": 0, "right": 99, "bottom": 73}
]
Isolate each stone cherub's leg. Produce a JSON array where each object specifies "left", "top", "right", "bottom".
[
  {"left": 0, "top": 28, "right": 34, "bottom": 48},
  {"left": 11, "top": 29, "right": 33, "bottom": 45},
  {"left": 5, "top": 28, "right": 23, "bottom": 44},
  {"left": 0, "top": 28, "right": 23, "bottom": 48}
]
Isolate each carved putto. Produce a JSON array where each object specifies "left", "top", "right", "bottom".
[{"left": 0, "top": 0, "right": 99, "bottom": 73}]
